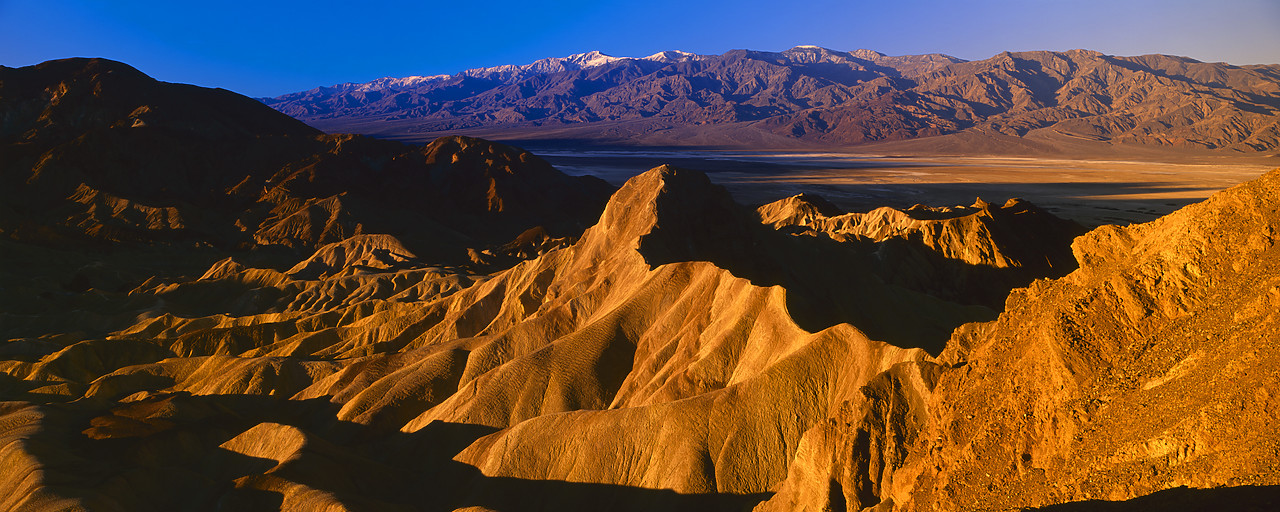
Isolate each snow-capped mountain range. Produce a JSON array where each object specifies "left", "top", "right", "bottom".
[
  {"left": 265, "top": 50, "right": 705, "bottom": 103},
  {"left": 261, "top": 46, "right": 1280, "bottom": 152},
  {"left": 458, "top": 50, "right": 703, "bottom": 82}
]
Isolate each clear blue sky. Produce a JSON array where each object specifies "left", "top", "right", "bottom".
[{"left": 3, "top": 0, "right": 1278, "bottom": 98}]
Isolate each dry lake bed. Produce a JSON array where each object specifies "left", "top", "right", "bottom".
[{"left": 532, "top": 148, "right": 1276, "bottom": 227}]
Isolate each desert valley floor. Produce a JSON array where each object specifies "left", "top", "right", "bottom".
[{"left": 529, "top": 148, "right": 1277, "bottom": 226}]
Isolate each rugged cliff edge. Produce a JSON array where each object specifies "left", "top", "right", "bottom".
[
  {"left": 0, "top": 164, "right": 1025, "bottom": 511},
  {"left": 3, "top": 56, "right": 1277, "bottom": 512},
  {"left": 759, "top": 167, "right": 1280, "bottom": 511},
  {"left": 757, "top": 193, "right": 1084, "bottom": 309}
]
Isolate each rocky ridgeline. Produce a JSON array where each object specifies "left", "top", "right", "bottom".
[
  {"left": 265, "top": 47, "right": 1280, "bottom": 153},
  {"left": 0, "top": 58, "right": 613, "bottom": 269},
  {"left": 1, "top": 57, "right": 1278, "bottom": 511}
]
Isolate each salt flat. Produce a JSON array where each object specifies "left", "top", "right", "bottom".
[{"left": 534, "top": 148, "right": 1275, "bottom": 226}]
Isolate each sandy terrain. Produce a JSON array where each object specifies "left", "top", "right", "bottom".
[{"left": 534, "top": 149, "right": 1276, "bottom": 226}]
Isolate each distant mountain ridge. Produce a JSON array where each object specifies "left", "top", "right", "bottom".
[
  {"left": 262, "top": 49, "right": 708, "bottom": 118},
  {"left": 263, "top": 46, "right": 1280, "bottom": 153}
]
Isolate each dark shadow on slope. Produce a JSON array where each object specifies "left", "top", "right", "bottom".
[
  {"left": 1028, "top": 485, "right": 1280, "bottom": 512},
  {"left": 633, "top": 167, "right": 999, "bottom": 353},
  {"left": 765, "top": 194, "right": 1084, "bottom": 310},
  {"left": 9, "top": 390, "right": 774, "bottom": 512},
  {"left": 213, "top": 488, "right": 287, "bottom": 511},
  {"left": 456, "top": 473, "right": 771, "bottom": 512},
  {"left": 364, "top": 417, "right": 772, "bottom": 512}
]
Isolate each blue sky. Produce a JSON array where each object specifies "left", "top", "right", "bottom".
[{"left": 3, "top": 0, "right": 1278, "bottom": 97}]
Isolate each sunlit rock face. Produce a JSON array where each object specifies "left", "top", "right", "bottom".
[
  {"left": 2, "top": 57, "right": 1280, "bottom": 512},
  {"left": 761, "top": 168, "right": 1280, "bottom": 511}
]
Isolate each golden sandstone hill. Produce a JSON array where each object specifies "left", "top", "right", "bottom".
[{"left": 2, "top": 57, "right": 1280, "bottom": 512}]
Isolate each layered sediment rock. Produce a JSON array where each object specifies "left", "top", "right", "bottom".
[{"left": 758, "top": 168, "right": 1280, "bottom": 511}]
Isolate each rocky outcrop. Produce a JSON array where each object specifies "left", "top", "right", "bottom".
[
  {"left": 755, "top": 167, "right": 1280, "bottom": 511},
  {"left": 759, "top": 193, "right": 1085, "bottom": 308},
  {"left": 0, "top": 59, "right": 613, "bottom": 270},
  {"left": 0, "top": 165, "right": 1014, "bottom": 511},
  {"left": 898, "top": 166, "right": 1280, "bottom": 510},
  {"left": 4, "top": 157, "right": 1278, "bottom": 512},
  {"left": 6, "top": 56, "right": 1280, "bottom": 512}
]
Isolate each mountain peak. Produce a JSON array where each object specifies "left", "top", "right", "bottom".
[
  {"left": 342, "top": 74, "right": 448, "bottom": 93},
  {"left": 642, "top": 50, "right": 701, "bottom": 63},
  {"left": 583, "top": 165, "right": 748, "bottom": 266},
  {"left": 265, "top": 47, "right": 1280, "bottom": 153},
  {"left": 564, "top": 50, "right": 621, "bottom": 67},
  {"left": 849, "top": 48, "right": 887, "bottom": 59}
]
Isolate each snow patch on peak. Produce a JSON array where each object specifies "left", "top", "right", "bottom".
[
  {"left": 267, "top": 74, "right": 449, "bottom": 102},
  {"left": 786, "top": 45, "right": 839, "bottom": 54},
  {"left": 565, "top": 50, "right": 625, "bottom": 68},
  {"left": 460, "top": 49, "right": 708, "bottom": 80},
  {"left": 782, "top": 46, "right": 843, "bottom": 60},
  {"left": 351, "top": 75, "right": 448, "bottom": 93},
  {"left": 462, "top": 51, "right": 629, "bottom": 80},
  {"left": 296, "top": 49, "right": 707, "bottom": 99},
  {"left": 643, "top": 50, "right": 701, "bottom": 63}
]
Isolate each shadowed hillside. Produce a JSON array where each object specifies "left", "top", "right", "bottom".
[
  {"left": 3, "top": 57, "right": 1279, "bottom": 512},
  {"left": 0, "top": 58, "right": 613, "bottom": 267},
  {"left": 0, "top": 160, "right": 1079, "bottom": 511}
]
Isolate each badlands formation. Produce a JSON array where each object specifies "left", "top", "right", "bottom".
[{"left": 0, "top": 58, "right": 1278, "bottom": 512}]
